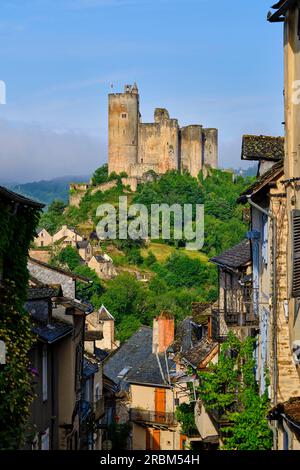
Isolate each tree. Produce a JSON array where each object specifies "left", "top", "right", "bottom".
[
  {"left": 198, "top": 333, "right": 273, "bottom": 450},
  {"left": 73, "top": 265, "right": 104, "bottom": 306},
  {"left": 58, "top": 246, "right": 82, "bottom": 271},
  {"left": 91, "top": 164, "right": 109, "bottom": 186}
]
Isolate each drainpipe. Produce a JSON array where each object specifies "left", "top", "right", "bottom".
[{"left": 247, "top": 196, "right": 278, "bottom": 448}]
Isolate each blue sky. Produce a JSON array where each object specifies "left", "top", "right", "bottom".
[{"left": 0, "top": 0, "right": 284, "bottom": 182}]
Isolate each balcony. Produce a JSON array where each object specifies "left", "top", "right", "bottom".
[
  {"left": 94, "top": 396, "right": 105, "bottom": 420},
  {"left": 130, "top": 408, "right": 177, "bottom": 427}
]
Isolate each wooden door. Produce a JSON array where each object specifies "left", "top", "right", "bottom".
[
  {"left": 146, "top": 428, "right": 151, "bottom": 450},
  {"left": 155, "top": 388, "right": 166, "bottom": 423},
  {"left": 152, "top": 429, "right": 160, "bottom": 450}
]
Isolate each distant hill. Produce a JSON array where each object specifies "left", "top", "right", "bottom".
[{"left": 8, "top": 175, "right": 90, "bottom": 206}]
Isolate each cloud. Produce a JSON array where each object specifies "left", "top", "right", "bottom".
[{"left": 0, "top": 119, "right": 106, "bottom": 183}]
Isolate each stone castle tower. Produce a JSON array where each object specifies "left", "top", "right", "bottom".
[{"left": 108, "top": 84, "right": 218, "bottom": 178}]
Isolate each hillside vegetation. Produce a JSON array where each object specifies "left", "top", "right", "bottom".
[{"left": 38, "top": 166, "right": 254, "bottom": 341}]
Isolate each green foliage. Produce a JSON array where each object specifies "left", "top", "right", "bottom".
[
  {"left": 117, "top": 315, "right": 142, "bottom": 343},
  {"left": 58, "top": 245, "right": 82, "bottom": 271},
  {"left": 198, "top": 333, "right": 273, "bottom": 450},
  {"left": 198, "top": 170, "right": 254, "bottom": 256},
  {"left": 175, "top": 403, "right": 198, "bottom": 436},
  {"left": 91, "top": 164, "right": 109, "bottom": 186},
  {"left": 107, "top": 422, "right": 132, "bottom": 450},
  {"left": 153, "top": 252, "right": 214, "bottom": 289},
  {"left": 38, "top": 199, "right": 66, "bottom": 234},
  {"left": 0, "top": 200, "right": 42, "bottom": 449},
  {"left": 144, "top": 250, "right": 157, "bottom": 267},
  {"left": 72, "top": 266, "right": 104, "bottom": 307}
]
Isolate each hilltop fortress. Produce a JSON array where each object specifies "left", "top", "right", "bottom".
[
  {"left": 108, "top": 83, "right": 218, "bottom": 178},
  {"left": 70, "top": 84, "right": 218, "bottom": 206}
]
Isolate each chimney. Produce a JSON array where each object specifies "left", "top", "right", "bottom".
[{"left": 152, "top": 311, "right": 175, "bottom": 354}]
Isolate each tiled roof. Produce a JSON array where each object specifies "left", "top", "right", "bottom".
[
  {"left": 268, "top": 1, "right": 296, "bottom": 22},
  {"left": 98, "top": 305, "right": 114, "bottom": 321},
  {"left": 77, "top": 240, "right": 89, "bottom": 249},
  {"left": 83, "top": 358, "right": 99, "bottom": 378},
  {"left": 28, "top": 257, "right": 91, "bottom": 282},
  {"left": 241, "top": 135, "right": 284, "bottom": 161},
  {"left": 237, "top": 160, "right": 283, "bottom": 203},
  {"left": 27, "top": 286, "right": 61, "bottom": 300},
  {"left": 32, "top": 320, "right": 73, "bottom": 344},
  {"left": 104, "top": 327, "right": 153, "bottom": 385},
  {"left": 268, "top": 397, "right": 300, "bottom": 435},
  {"left": 210, "top": 239, "right": 251, "bottom": 269},
  {"left": 0, "top": 185, "right": 45, "bottom": 209},
  {"left": 178, "top": 338, "right": 218, "bottom": 368},
  {"left": 95, "top": 255, "right": 108, "bottom": 263},
  {"left": 54, "top": 297, "right": 93, "bottom": 314},
  {"left": 125, "top": 352, "right": 175, "bottom": 387}
]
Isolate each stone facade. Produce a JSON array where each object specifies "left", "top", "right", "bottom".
[{"left": 108, "top": 84, "right": 218, "bottom": 178}]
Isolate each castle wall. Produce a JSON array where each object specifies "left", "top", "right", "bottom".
[
  {"left": 138, "top": 123, "right": 161, "bottom": 167},
  {"left": 108, "top": 84, "right": 218, "bottom": 179},
  {"left": 203, "top": 128, "right": 218, "bottom": 169},
  {"left": 108, "top": 88, "right": 139, "bottom": 175},
  {"left": 180, "top": 125, "right": 203, "bottom": 177}
]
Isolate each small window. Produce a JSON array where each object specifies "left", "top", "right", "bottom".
[
  {"left": 41, "top": 241, "right": 44, "bottom": 247},
  {"left": 42, "top": 346, "right": 48, "bottom": 402},
  {"left": 121, "top": 113, "right": 127, "bottom": 119}
]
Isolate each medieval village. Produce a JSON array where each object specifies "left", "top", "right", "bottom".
[{"left": 1, "top": 0, "right": 300, "bottom": 455}]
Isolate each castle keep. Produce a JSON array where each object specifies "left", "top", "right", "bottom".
[{"left": 108, "top": 84, "right": 218, "bottom": 178}]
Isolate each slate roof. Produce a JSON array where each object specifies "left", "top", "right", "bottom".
[
  {"left": 268, "top": 1, "right": 296, "bottom": 22},
  {"left": 83, "top": 358, "right": 99, "bottom": 378},
  {"left": 95, "top": 255, "right": 108, "bottom": 263},
  {"left": 0, "top": 185, "right": 45, "bottom": 209},
  {"left": 209, "top": 239, "right": 251, "bottom": 270},
  {"left": 95, "top": 347, "right": 109, "bottom": 362},
  {"left": 103, "top": 327, "right": 153, "bottom": 386},
  {"left": 237, "top": 160, "right": 284, "bottom": 203},
  {"left": 28, "top": 257, "right": 91, "bottom": 283},
  {"left": 268, "top": 397, "right": 300, "bottom": 435},
  {"left": 98, "top": 305, "right": 114, "bottom": 321},
  {"left": 125, "top": 352, "right": 175, "bottom": 387},
  {"left": 241, "top": 135, "right": 284, "bottom": 161},
  {"left": 32, "top": 320, "right": 73, "bottom": 344},
  {"left": 77, "top": 240, "right": 90, "bottom": 249},
  {"left": 54, "top": 297, "right": 93, "bottom": 314},
  {"left": 27, "top": 286, "right": 61, "bottom": 300},
  {"left": 177, "top": 338, "right": 218, "bottom": 369}
]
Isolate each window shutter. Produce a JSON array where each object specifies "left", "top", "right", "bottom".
[{"left": 292, "top": 210, "right": 300, "bottom": 297}]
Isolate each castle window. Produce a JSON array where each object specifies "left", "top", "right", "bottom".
[{"left": 121, "top": 113, "right": 127, "bottom": 119}]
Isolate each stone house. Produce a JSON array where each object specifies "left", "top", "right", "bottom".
[
  {"left": 52, "top": 225, "right": 83, "bottom": 247},
  {"left": 80, "top": 358, "right": 105, "bottom": 450},
  {"left": 103, "top": 312, "right": 189, "bottom": 451},
  {"left": 34, "top": 228, "right": 53, "bottom": 247},
  {"left": 25, "top": 276, "right": 95, "bottom": 450},
  {"left": 76, "top": 239, "right": 93, "bottom": 262},
  {"left": 85, "top": 305, "right": 120, "bottom": 354},
  {"left": 237, "top": 133, "right": 300, "bottom": 448},
  {"left": 209, "top": 239, "right": 256, "bottom": 342},
  {"left": 87, "top": 254, "right": 117, "bottom": 280},
  {"left": 267, "top": 0, "right": 300, "bottom": 448}
]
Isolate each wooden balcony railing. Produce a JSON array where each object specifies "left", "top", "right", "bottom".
[{"left": 130, "top": 409, "right": 177, "bottom": 426}]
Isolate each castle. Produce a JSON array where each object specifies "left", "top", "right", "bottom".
[{"left": 108, "top": 83, "right": 218, "bottom": 179}]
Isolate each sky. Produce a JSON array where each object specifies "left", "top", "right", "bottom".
[{"left": 0, "top": 0, "right": 284, "bottom": 183}]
